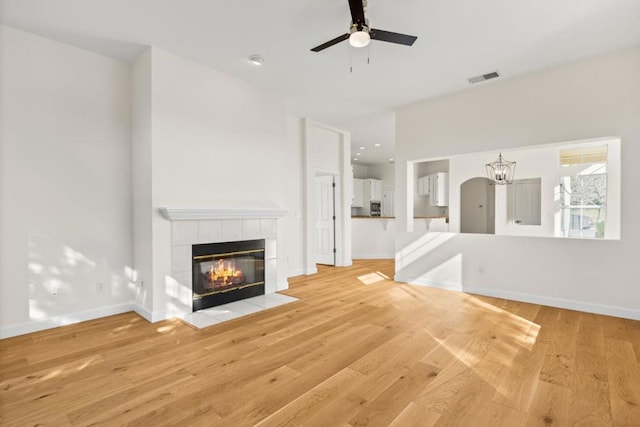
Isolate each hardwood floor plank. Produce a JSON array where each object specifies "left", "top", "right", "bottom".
[
  {"left": 255, "top": 367, "right": 366, "bottom": 426},
  {"left": 349, "top": 362, "right": 441, "bottom": 427},
  {"left": 605, "top": 337, "right": 640, "bottom": 425},
  {"left": 389, "top": 401, "right": 441, "bottom": 427},
  {"left": 525, "top": 380, "right": 571, "bottom": 426},
  {"left": 1, "top": 260, "right": 638, "bottom": 426},
  {"left": 539, "top": 309, "right": 579, "bottom": 388},
  {"left": 568, "top": 312, "right": 613, "bottom": 426}
]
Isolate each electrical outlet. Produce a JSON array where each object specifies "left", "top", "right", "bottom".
[{"left": 97, "top": 282, "right": 104, "bottom": 292}]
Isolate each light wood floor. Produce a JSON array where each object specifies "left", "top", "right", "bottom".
[{"left": 1, "top": 260, "right": 639, "bottom": 426}]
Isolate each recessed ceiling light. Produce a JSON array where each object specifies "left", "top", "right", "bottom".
[
  {"left": 389, "top": 158, "right": 394, "bottom": 163},
  {"left": 356, "top": 152, "right": 361, "bottom": 156},
  {"left": 359, "top": 146, "right": 365, "bottom": 150},
  {"left": 353, "top": 158, "right": 358, "bottom": 161},
  {"left": 374, "top": 143, "right": 381, "bottom": 147},
  {"left": 248, "top": 54, "right": 264, "bottom": 66}
]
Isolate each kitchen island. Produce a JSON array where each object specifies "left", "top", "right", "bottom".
[{"left": 351, "top": 216, "right": 449, "bottom": 259}]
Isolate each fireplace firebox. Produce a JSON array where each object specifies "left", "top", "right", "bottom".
[{"left": 192, "top": 239, "right": 265, "bottom": 312}]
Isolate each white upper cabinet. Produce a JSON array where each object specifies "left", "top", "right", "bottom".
[
  {"left": 417, "top": 176, "right": 430, "bottom": 195},
  {"left": 352, "top": 178, "right": 364, "bottom": 207},
  {"left": 364, "top": 179, "right": 382, "bottom": 201},
  {"left": 429, "top": 172, "right": 449, "bottom": 207}
]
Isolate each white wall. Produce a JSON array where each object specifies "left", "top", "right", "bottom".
[
  {"left": 285, "top": 115, "right": 305, "bottom": 277},
  {"left": 352, "top": 164, "right": 369, "bottom": 179},
  {"left": 351, "top": 219, "right": 396, "bottom": 259},
  {"left": 368, "top": 163, "right": 396, "bottom": 191},
  {"left": 0, "top": 26, "right": 134, "bottom": 337},
  {"left": 395, "top": 46, "right": 640, "bottom": 319},
  {"left": 131, "top": 50, "right": 153, "bottom": 314},
  {"left": 133, "top": 48, "right": 305, "bottom": 320}
]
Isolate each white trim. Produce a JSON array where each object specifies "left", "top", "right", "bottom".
[
  {"left": 463, "top": 286, "right": 640, "bottom": 320},
  {"left": 132, "top": 304, "right": 153, "bottom": 322},
  {"left": 277, "top": 280, "right": 290, "bottom": 291},
  {"left": 0, "top": 303, "right": 135, "bottom": 339},
  {"left": 159, "top": 207, "right": 288, "bottom": 221},
  {"left": 353, "top": 254, "right": 394, "bottom": 260},
  {"left": 287, "top": 268, "right": 307, "bottom": 278},
  {"left": 395, "top": 275, "right": 640, "bottom": 321},
  {"left": 132, "top": 304, "right": 170, "bottom": 323}
]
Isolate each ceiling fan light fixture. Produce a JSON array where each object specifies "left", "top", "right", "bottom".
[{"left": 349, "top": 30, "right": 370, "bottom": 48}]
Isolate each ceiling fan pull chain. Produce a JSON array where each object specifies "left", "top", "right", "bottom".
[{"left": 350, "top": 47, "right": 353, "bottom": 73}]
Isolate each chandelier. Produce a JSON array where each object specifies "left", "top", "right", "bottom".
[{"left": 486, "top": 153, "right": 516, "bottom": 185}]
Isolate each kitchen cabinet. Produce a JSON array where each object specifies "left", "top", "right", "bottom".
[
  {"left": 352, "top": 178, "right": 364, "bottom": 207},
  {"left": 429, "top": 172, "right": 449, "bottom": 207},
  {"left": 417, "top": 176, "right": 430, "bottom": 195},
  {"left": 364, "top": 179, "right": 382, "bottom": 201}
]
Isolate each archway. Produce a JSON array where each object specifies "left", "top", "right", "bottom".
[{"left": 460, "top": 177, "right": 495, "bottom": 234}]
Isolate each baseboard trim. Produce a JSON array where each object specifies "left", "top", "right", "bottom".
[
  {"left": 353, "top": 255, "right": 395, "bottom": 260},
  {"left": 395, "top": 275, "right": 640, "bottom": 321},
  {"left": 0, "top": 302, "right": 135, "bottom": 339},
  {"left": 277, "top": 279, "right": 290, "bottom": 291},
  {"left": 132, "top": 304, "right": 153, "bottom": 322},
  {"left": 287, "top": 268, "right": 307, "bottom": 278}
]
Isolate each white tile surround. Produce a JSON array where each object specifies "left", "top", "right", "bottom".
[{"left": 161, "top": 208, "right": 289, "bottom": 319}]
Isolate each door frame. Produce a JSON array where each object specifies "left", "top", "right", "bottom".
[{"left": 302, "top": 119, "right": 352, "bottom": 274}]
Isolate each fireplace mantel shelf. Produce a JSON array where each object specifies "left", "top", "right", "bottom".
[{"left": 159, "top": 207, "right": 289, "bottom": 221}]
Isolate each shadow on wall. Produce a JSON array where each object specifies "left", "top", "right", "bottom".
[
  {"left": 27, "top": 232, "right": 136, "bottom": 324},
  {"left": 395, "top": 231, "right": 519, "bottom": 293},
  {"left": 393, "top": 228, "right": 622, "bottom": 314},
  {"left": 395, "top": 232, "right": 462, "bottom": 289},
  {"left": 165, "top": 274, "right": 192, "bottom": 318}
]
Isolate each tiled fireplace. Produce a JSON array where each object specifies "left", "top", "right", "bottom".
[{"left": 159, "top": 208, "right": 288, "bottom": 318}]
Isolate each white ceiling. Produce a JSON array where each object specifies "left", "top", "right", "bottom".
[{"left": 2, "top": 0, "right": 640, "bottom": 165}]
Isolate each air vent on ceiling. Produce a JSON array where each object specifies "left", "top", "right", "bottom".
[{"left": 468, "top": 71, "right": 500, "bottom": 84}]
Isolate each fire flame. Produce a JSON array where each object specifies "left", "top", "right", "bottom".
[{"left": 207, "top": 259, "right": 244, "bottom": 288}]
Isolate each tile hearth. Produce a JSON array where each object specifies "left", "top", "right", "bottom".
[{"left": 179, "top": 293, "right": 298, "bottom": 329}]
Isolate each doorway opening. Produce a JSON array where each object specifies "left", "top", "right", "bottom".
[{"left": 460, "top": 177, "right": 495, "bottom": 234}]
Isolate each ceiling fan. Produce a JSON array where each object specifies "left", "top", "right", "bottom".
[{"left": 311, "top": 0, "right": 417, "bottom": 52}]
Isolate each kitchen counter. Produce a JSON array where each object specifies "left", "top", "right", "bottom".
[
  {"left": 352, "top": 215, "right": 448, "bottom": 221},
  {"left": 351, "top": 215, "right": 395, "bottom": 219}
]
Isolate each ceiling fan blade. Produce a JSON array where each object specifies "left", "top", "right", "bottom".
[
  {"left": 348, "top": 0, "right": 366, "bottom": 26},
  {"left": 311, "top": 33, "right": 350, "bottom": 52},
  {"left": 370, "top": 29, "right": 417, "bottom": 46}
]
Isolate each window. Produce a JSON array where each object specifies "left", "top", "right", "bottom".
[{"left": 559, "top": 145, "right": 607, "bottom": 238}]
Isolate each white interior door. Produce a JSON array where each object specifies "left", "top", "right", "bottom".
[{"left": 315, "top": 175, "right": 335, "bottom": 265}]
